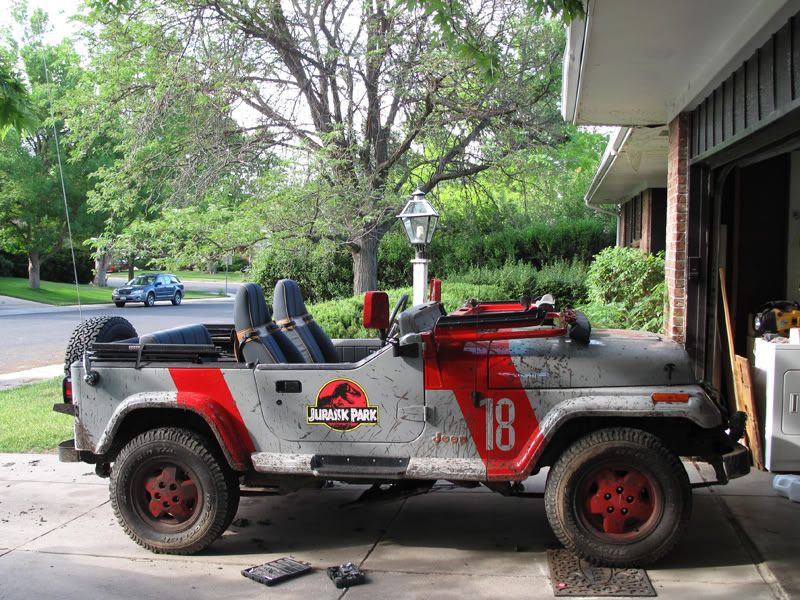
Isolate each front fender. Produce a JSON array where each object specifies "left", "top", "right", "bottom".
[{"left": 489, "top": 387, "right": 723, "bottom": 480}]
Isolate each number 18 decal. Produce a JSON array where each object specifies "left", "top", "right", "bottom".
[{"left": 483, "top": 397, "right": 516, "bottom": 451}]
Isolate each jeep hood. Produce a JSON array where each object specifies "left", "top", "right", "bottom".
[{"left": 489, "top": 329, "right": 696, "bottom": 389}]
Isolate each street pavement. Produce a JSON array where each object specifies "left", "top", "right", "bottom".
[
  {"left": 0, "top": 296, "right": 235, "bottom": 375},
  {"left": 0, "top": 456, "right": 796, "bottom": 599}
]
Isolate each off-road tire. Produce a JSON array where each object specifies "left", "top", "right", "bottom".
[
  {"left": 110, "top": 427, "right": 239, "bottom": 555},
  {"left": 144, "top": 292, "right": 156, "bottom": 307},
  {"left": 544, "top": 427, "right": 691, "bottom": 567},
  {"left": 64, "top": 316, "right": 137, "bottom": 375},
  {"left": 171, "top": 291, "right": 182, "bottom": 306},
  {"left": 114, "top": 301, "right": 126, "bottom": 308}
]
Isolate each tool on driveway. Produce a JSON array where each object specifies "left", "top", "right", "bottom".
[
  {"left": 327, "top": 562, "right": 366, "bottom": 588},
  {"left": 241, "top": 557, "right": 312, "bottom": 587}
]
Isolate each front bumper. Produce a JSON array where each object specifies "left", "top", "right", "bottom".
[{"left": 722, "top": 442, "right": 751, "bottom": 481}]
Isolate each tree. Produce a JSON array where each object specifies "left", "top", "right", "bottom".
[
  {"left": 0, "top": 8, "right": 94, "bottom": 288},
  {"left": 0, "top": 58, "right": 36, "bottom": 138},
  {"left": 82, "top": 0, "right": 569, "bottom": 295}
]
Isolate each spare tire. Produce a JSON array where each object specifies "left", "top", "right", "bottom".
[{"left": 64, "top": 316, "right": 138, "bottom": 375}]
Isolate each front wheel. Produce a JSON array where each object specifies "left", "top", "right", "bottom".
[
  {"left": 110, "top": 427, "right": 239, "bottom": 555},
  {"left": 544, "top": 428, "right": 691, "bottom": 567},
  {"left": 171, "top": 291, "right": 182, "bottom": 306},
  {"left": 144, "top": 292, "right": 155, "bottom": 307}
]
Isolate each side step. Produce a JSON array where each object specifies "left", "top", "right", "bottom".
[{"left": 310, "top": 455, "right": 409, "bottom": 477}]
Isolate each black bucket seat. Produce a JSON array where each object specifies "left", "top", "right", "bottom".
[
  {"left": 272, "top": 279, "right": 338, "bottom": 363},
  {"left": 234, "top": 283, "right": 305, "bottom": 364}
]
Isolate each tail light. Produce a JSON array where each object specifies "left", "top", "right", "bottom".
[{"left": 62, "top": 377, "right": 73, "bottom": 404}]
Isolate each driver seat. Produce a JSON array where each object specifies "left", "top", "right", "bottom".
[{"left": 272, "top": 279, "right": 339, "bottom": 363}]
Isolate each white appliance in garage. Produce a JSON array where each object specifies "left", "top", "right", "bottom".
[{"left": 753, "top": 338, "right": 800, "bottom": 472}]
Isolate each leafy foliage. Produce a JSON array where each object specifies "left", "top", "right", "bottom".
[
  {"left": 0, "top": 8, "right": 105, "bottom": 287},
  {"left": 449, "top": 258, "right": 588, "bottom": 307},
  {"left": 0, "top": 57, "right": 36, "bottom": 138},
  {"left": 579, "top": 247, "right": 666, "bottom": 333},
  {"left": 404, "top": 0, "right": 584, "bottom": 81},
  {"left": 311, "top": 282, "right": 505, "bottom": 339},
  {"left": 250, "top": 238, "right": 352, "bottom": 304},
  {"left": 76, "top": 0, "right": 572, "bottom": 294}
]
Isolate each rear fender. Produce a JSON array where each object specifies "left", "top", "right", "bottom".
[{"left": 95, "top": 392, "right": 253, "bottom": 471}]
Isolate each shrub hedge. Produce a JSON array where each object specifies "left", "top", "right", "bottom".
[
  {"left": 448, "top": 259, "right": 588, "bottom": 307},
  {"left": 310, "top": 282, "right": 505, "bottom": 339},
  {"left": 251, "top": 219, "right": 613, "bottom": 302},
  {"left": 578, "top": 246, "right": 665, "bottom": 333}
]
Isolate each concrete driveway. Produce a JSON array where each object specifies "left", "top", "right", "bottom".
[{"left": 0, "top": 456, "right": 797, "bottom": 599}]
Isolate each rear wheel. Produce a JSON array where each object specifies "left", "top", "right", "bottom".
[
  {"left": 544, "top": 428, "right": 691, "bottom": 567},
  {"left": 171, "top": 291, "right": 182, "bottom": 306},
  {"left": 110, "top": 427, "right": 239, "bottom": 555},
  {"left": 144, "top": 292, "right": 155, "bottom": 307},
  {"left": 64, "top": 316, "right": 137, "bottom": 375}
]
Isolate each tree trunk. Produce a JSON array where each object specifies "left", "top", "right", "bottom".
[
  {"left": 206, "top": 259, "right": 218, "bottom": 274},
  {"left": 28, "top": 252, "right": 41, "bottom": 289},
  {"left": 350, "top": 233, "right": 379, "bottom": 296},
  {"left": 128, "top": 254, "right": 135, "bottom": 281},
  {"left": 93, "top": 252, "right": 111, "bottom": 287}
]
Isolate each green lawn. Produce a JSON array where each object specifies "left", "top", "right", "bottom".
[
  {"left": 0, "top": 378, "right": 72, "bottom": 453},
  {"left": 0, "top": 277, "right": 218, "bottom": 306},
  {"left": 172, "top": 270, "right": 246, "bottom": 283}
]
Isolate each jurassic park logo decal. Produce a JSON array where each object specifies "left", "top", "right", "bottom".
[{"left": 306, "top": 379, "right": 379, "bottom": 432}]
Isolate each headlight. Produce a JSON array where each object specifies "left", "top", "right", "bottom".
[{"left": 112, "top": 289, "right": 119, "bottom": 294}]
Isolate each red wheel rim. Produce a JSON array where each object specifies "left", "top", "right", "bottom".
[
  {"left": 134, "top": 462, "right": 200, "bottom": 531},
  {"left": 576, "top": 463, "right": 663, "bottom": 542}
]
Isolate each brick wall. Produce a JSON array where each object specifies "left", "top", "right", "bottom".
[{"left": 665, "top": 113, "right": 689, "bottom": 345}]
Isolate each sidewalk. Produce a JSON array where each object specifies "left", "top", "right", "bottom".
[{"left": 0, "top": 455, "right": 796, "bottom": 599}]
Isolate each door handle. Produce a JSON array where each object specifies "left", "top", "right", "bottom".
[
  {"left": 790, "top": 393, "right": 800, "bottom": 413},
  {"left": 276, "top": 380, "right": 302, "bottom": 393}
]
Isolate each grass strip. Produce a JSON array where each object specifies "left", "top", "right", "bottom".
[
  {"left": 0, "top": 277, "right": 218, "bottom": 306},
  {"left": 0, "top": 378, "right": 72, "bottom": 453}
]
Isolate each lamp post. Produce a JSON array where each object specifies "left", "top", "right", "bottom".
[{"left": 397, "top": 189, "right": 439, "bottom": 306}]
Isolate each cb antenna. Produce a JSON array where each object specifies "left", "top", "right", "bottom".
[{"left": 39, "top": 40, "right": 82, "bottom": 321}]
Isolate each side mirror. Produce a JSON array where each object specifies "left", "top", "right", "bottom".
[{"left": 363, "top": 291, "right": 390, "bottom": 330}]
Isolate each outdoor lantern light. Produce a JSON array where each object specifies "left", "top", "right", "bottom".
[{"left": 397, "top": 189, "right": 439, "bottom": 305}]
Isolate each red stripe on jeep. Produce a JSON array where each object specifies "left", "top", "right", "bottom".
[
  {"left": 425, "top": 338, "right": 540, "bottom": 480},
  {"left": 169, "top": 368, "right": 256, "bottom": 467}
]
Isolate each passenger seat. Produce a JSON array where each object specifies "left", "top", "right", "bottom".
[
  {"left": 272, "top": 279, "right": 339, "bottom": 363},
  {"left": 234, "top": 283, "right": 305, "bottom": 364}
]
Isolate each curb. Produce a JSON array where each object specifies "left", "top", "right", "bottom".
[{"left": 0, "top": 364, "right": 63, "bottom": 391}]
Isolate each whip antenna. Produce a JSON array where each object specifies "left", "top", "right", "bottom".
[{"left": 40, "top": 44, "right": 82, "bottom": 321}]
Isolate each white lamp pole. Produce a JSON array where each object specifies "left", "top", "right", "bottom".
[
  {"left": 411, "top": 256, "right": 428, "bottom": 306},
  {"left": 397, "top": 189, "right": 439, "bottom": 306}
]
